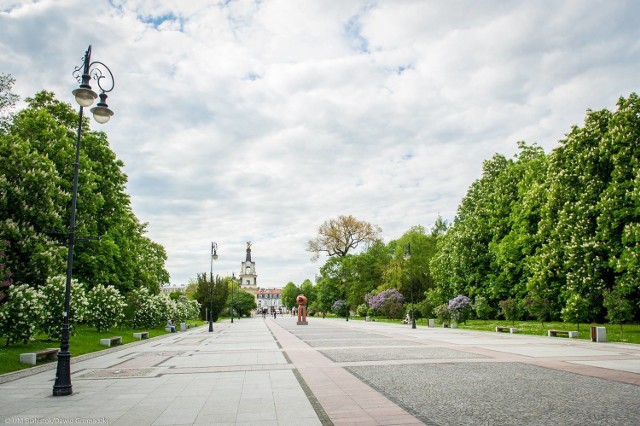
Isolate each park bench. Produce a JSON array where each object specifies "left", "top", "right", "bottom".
[
  {"left": 133, "top": 332, "right": 149, "bottom": 340},
  {"left": 19, "top": 348, "right": 59, "bottom": 366},
  {"left": 496, "top": 326, "right": 519, "bottom": 334},
  {"left": 548, "top": 329, "right": 578, "bottom": 338},
  {"left": 99, "top": 336, "right": 122, "bottom": 347}
]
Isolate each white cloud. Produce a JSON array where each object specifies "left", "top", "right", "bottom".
[{"left": 2, "top": 0, "right": 639, "bottom": 287}]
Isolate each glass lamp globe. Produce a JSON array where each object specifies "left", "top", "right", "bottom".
[{"left": 72, "top": 87, "right": 97, "bottom": 107}]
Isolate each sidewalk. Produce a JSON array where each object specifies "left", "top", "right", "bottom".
[
  {"left": 0, "top": 318, "right": 323, "bottom": 426},
  {"left": 1, "top": 317, "right": 639, "bottom": 425}
]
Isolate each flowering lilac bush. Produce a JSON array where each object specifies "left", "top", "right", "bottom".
[
  {"left": 365, "top": 289, "right": 405, "bottom": 319},
  {"left": 332, "top": 299, "right": 348, "bottom": 316},
  {"left": 157, "top": 294, "right": 179, "bottom": 322},
  {"left": 40, "top": 275, "right": 88, "bottom": 339},
  {"left": 0, "top": 284, "right": 44, "bottom": 345},
  {"left": 165, "top": 295, "right": 200, "bottom": 323},
  {"left": 448, "top": 294, "right": 472, "bottom": 324},
  {"left": 86, "top": 285, "right": 126, "bottom": 332},
  {"left": 125, "top": 288, "right": 165, "bottom": 328},
  {"left": 184, "top": 299, "right": 201, "bottom": 320},
  {"left": 365, "top": 289, "right": 405, "bottom": 311}
]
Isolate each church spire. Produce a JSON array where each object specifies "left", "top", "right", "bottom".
[{"left": 245, "top": 241, "right": 252, "bottom": 262}]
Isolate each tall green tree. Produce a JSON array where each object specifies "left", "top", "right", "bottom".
[
  {"left": 0, "top": 133, "right": 67, "bottom": 286},
  {"left": 0, "top": 90, "right": 169, "bottom": 292},
  {"left": 529, "top": 108, "right": 613, "bottom": 321},
  {"left": 390, "top": 225, "right": 438, "bottom": 303},
  {"left": 431, "top": 154, "right": 517, "bottom": 302},
  {"left": 596, "top": 94, "right": 640, "bottom": 318},
  {"left": 490, "top": 143, "right": 547, "bottom": 302},
  {"left": 299, "top": 279, "right": 316, "bottom": 307},
  {"left": 195, "top": 273, "right": 229, "bottom": 322},
  {"left": 281, "top": 281, "right": 300, "bottom": 309},
  {"left": 227, "top": 290, "right": 257, "bottom": 318},
  {"left": 341, "top": 241, "right": 391, "bottom": 309},
  {"left": 314, "top": 257, "right": 345, "bottom": 313}
]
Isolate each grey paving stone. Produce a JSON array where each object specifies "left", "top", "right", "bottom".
[
  {"left": 305, "top": 338, "right": 423, "bottom": 348},
  {"left": 347, "top": 362, "right": 640, "bottom": 426},
  {"left": 320, "top": 346, "right": 487, "bottom": 362}
]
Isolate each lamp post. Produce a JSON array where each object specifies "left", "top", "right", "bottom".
[
  {"left": 53, "top": 45, "right": 114, "bottom": 397},
  {"left": 404, "top": 243, "right": 415, "bottom": 329},
  {"left": 209, "top": 242, "right": 218, "bottom": 332},
  {"left": 342, "top": 275, "right": 349, "bottom": 321},
  {"left": 231, "top": 272, "right": 236, "bottom": 323}
]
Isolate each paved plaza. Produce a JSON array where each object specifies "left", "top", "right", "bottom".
[{"left": 1, "top": 316, "right": 639, "bottom": 425}]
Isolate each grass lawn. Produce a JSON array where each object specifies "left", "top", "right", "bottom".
[
  {"left": 453, "top": 319, "right": 640, "bottom": 344},
  {"left": 0, "top": 321, "right": 205, "bottom": 375},
  {"left": 346, "top": 315, "right": 640, "bottom": 344}
]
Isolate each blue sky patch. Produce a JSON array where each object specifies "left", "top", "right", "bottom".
[
  {"left": 344, "top": 15, "right": 369, "bottom": 53},
  {"left": 139, "top": 12, "right": 183, "bottom": 31}
]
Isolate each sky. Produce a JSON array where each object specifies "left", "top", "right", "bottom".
[{"left": 1, "top": 0, "right": 639, "bottom": 289}]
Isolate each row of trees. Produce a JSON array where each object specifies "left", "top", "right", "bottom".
[
  {"left": 430, "top": 94, "right": 639, "bottom": 324},
  {"left": 1, "top": 74, "right": 169, "bottom": 295},
  {"left": 302, "top": 94, "right": 639, "bottom": 326}
]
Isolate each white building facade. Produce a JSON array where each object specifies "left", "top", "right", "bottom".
[{"left": 256, "top": 288, "right": 285, "bottom": 314}]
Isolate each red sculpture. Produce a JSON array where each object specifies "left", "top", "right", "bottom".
[{"left": 296, "top": 294, "right": 308, "bottom": 325}]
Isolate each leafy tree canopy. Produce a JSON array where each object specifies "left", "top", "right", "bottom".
[{"left": 0, "top": 89, "right": 169, "bottom": 293}]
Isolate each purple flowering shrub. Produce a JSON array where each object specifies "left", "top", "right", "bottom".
[
  {"left": 332, "top": 299, "right": 348, "bottom": 316},
  {"left": 365, "top": 289, "right": 404, "bottom": 311},
  {"left": 448, "top": 294, "right": 472, "bottom": 324},
  {"left": 365, "top": 289, "right": 405, "bottom": 319}
]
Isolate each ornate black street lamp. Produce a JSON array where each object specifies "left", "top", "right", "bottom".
[
  {"left": 53, "top": 45, "right": 114, "bottom": 397},
  {"left": 404, "top": 243, "right": 416, "bottom": 329},
  {"left": 209, "top": 242, "right": 218, "bottom": 332}
]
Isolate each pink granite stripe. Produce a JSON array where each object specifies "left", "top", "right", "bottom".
[{"left": 267, "top": 320, "right": 424, "bottom": 425}]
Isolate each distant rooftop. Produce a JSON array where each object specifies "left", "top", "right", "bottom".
[{"left": 257, "top": 288, "right": 282, "bottom": 295}]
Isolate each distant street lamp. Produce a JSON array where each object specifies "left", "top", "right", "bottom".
[
  {"left": 209, "top": 242, "right": 218, "bottom": 332},
  {"left": 53, "top": 45, "right": 114, "bottom": 397},
  {"left": 231, "top": 272, "right": 236, "bottom": 323},
  {"left": 404, "top": 243, "right": 415, "bottom": 329},
  {"left": 342, "top": 275, "right": 349, "bottom": 321}
]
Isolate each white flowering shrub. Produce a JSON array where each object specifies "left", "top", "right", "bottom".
[
  {"left": 171, "top": 298, "right": 188, "bottom": 323},
  {"left": 0, "top": 284, "right": 44, "bottom": 345},
  {"left": 40, "top": 275, "right": 88, "bottom": 340},
  {"left": 86, "top": 285, "right": 126, "bottom": 332},
  {"left": 165, "top": 297, "right": 200, "bottom": 323},
  {"left": 157, "top": 294, "right": 179, "bottom": 322},
  {"left": 124, "top": 288, "right": 165, "bottom": 329},
  {"left": 185, "top": 299, "right": 201, "bottom": 320}
]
